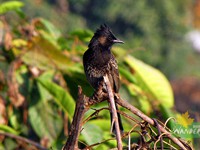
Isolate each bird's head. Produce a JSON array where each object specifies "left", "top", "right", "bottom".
[{"left": 88, "top": 24, "right": 124, "bottom": 48}]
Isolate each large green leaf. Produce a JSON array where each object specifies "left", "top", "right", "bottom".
[
  {"left": 124, "top": 55, "right": 174, "bottom": 108},
  {"left": 29, "top": 98, "right": 63, "bottom": 143},
  {"left": 20, "top": 36, "right": 82, "bottom": 74},
  {"left": 119, "top": 66, "right": 152, "bottom": 113},
  {"left": 37, "top": 72, "right": 75, "bottom": 121},
  {"left": 28, "top": 80, "right": 63, "bottom": 144}
]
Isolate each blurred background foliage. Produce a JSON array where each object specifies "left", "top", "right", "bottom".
[{"left": 0, "top": 0, "right": 200, "bottom": 149}]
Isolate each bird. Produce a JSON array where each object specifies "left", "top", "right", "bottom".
[{"left": 83, "top": 24, "right": 124, "bottom": 134}]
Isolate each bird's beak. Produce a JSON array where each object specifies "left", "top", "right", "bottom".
[{"left": 113, "top": 39, "right": 124, "bottom": 44}]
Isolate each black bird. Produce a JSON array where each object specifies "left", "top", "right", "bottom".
[{"left": 83, "top": 24, "right": 124, "bottom": 134}]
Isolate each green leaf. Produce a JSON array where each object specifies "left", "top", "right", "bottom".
[
  {"left": 0, "top": 125, "right": 19, "bottom": 135},
  {"left": 4, "top": 138, "right": 18, "bottom": 150},
  {"left": 0, "top": 1, "right": 24, "bottom": 15},
  {"left": 119, "top": 66, "right": 137, "bottom": 83},
  {"left": 37, "top": 72, "right": 75, "bottom": 121},
  {"left": 124, "top": 55, "right": 174, "bottom": 108},
  {"left": 127, "top": 83, "right": 152, "bottom": 113},
  {"left": 70, "top": 29, "right": 93, "bottom": 42},
  {"left": 21, "top": 36, "right": 82, "bottom": 74},
  {"left": 159, "top": 104, "right": 177, "bottom": 128},
  {"left": 38, "top": 30, "right": 61, "bottom": 49},
  {"left": 88, "top": 119, "right": 111, "bottom": 131},
  {"left": 95, "top": 144, "right": 110, "bottom": 150},
  {"left": 29, "top": 98, "right": 63, "bottom": 143},
  {"left": 38, "top": 18, "right": 61, "bottom": 39},
  {"left": 9, "top": 114, "right": 21, "bottom": 130},
  {"left": 28, "top": 79, "right": 63, "bottom": 144},
  {"left": 36, "top": 18, "right": 62, "bottom": 49},
  {"left": 81, "top": 122, "right": 103, "bottom": 145}
]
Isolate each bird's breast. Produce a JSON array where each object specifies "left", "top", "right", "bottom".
[
  {"left": 84, "top": 47, "right": 114, "bottom": 78},
  {"left": 86, "top": 64, "right": 108, "bottom": 78}
]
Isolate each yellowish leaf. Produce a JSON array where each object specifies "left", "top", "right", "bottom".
[{"left": 176, "top": 111, "right": 194, "bottom": 128}]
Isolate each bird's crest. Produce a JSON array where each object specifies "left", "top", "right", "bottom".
[
  {"left": 89, "top": 24, "right": 117, "bottom": 47},
  {"left": 94, "top": 24, "right": 114, "bottom": 38}
]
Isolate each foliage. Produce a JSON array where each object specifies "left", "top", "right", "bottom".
[
  {"left": 2, "top": 0, "right": 199, "bottom": 78},
  {"left": 0, "top": 1, "right": 193, "bottom": 149}
]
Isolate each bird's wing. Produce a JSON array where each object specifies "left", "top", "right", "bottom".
[
  {"left": 83, "top": 49, "right": 104, "bottom": 90},
  {"left": 108, "top": 55, "right": 120, "bottom": 93}
]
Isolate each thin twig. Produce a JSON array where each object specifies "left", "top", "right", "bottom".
[
  {"left": 84, "top": 137, "right": 116, "bottom": 149},
  {"left": 82, "top": 107, "right": 109, "bottom": 125},
  {"left": 128, "top": 133, "right": 131, "bottom": 150},
  {"left": 163, "top": 140, "right": 178, "bottom": 150},
  {"left": 115, "top": 96, "right": 188, "bottom": 150},
  {"left": 154, "top": 132, "right": 167, "bottom": 150},
  {"left": 0, "top": 132, "right": 47, "bottom": 150},
  {"left": 152, "top": 118, "right": 163, "bottom": 150},
  {"left": 117, "top": 109, "right": 140, "bottom": 124},
  {"left": 164, "top": 117, "right": 176, "bottom": 129}
]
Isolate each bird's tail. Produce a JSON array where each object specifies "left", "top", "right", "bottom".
[{"left": 110, "top": 104, "right": 124, "bottom": 135}]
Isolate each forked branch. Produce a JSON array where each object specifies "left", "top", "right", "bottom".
[{"left": 63, "top": 85, "right": 192, "bottom": 150}]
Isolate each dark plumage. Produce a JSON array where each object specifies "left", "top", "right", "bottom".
[{"left": 83, "top": 24, "right": 124, "bottom": 134}]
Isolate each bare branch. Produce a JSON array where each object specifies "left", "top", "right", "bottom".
[
  {"left": 63, "top": 85, "right": 192, "bottom": 150},
  {"left": 115, "top": 96, "right": 189, "bottom": 150},
  {"left": 103, "top": 74, "right": 123, "bottom": 150},
  {"left": 62, "top": 86, "right": 89, "bottom": 150}
]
